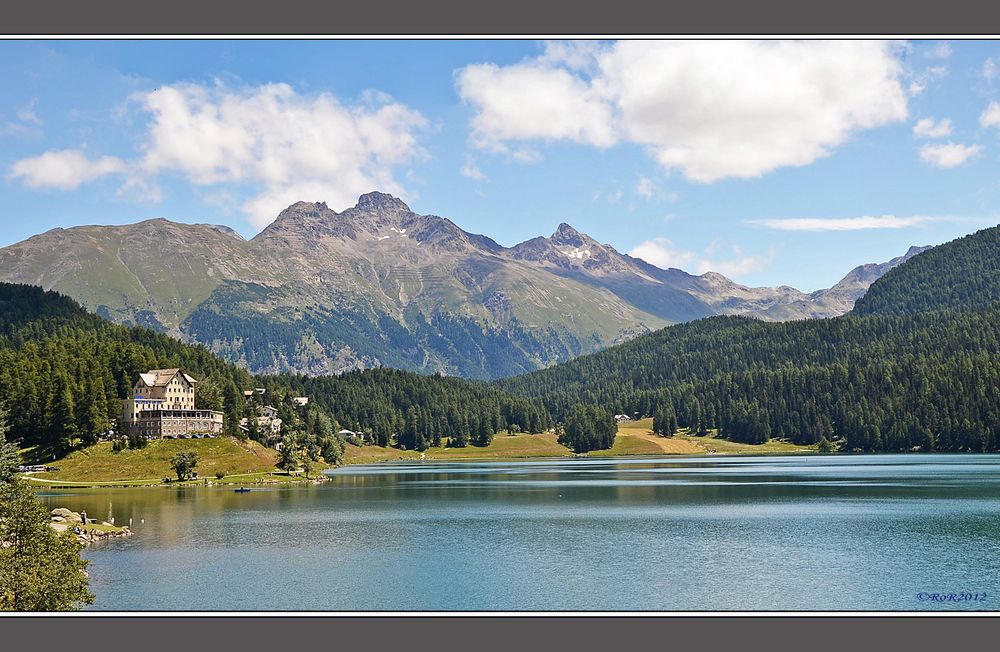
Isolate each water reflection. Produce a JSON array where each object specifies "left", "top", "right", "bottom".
[{"left": 38, "top": 454, "right": 1000, "bottom": 611}]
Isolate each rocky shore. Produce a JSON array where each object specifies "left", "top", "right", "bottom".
[{"left": 49, "top": 507, "right": 133, "bottom": 544}]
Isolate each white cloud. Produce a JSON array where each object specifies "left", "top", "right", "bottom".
[
  {"left": 116, "top": 176, "right": 164, "bottom": 204},
  {"left": 629, "top": 238, "right": 772, "bottom": 278},
  {"left": 8, "top": 83, "right": 428, "bottom": 229},
  {"left": 16, "top": 99, "right": 41, "bottom": 126},
  {"left": 629, "top": 237, "right": 696, "bottom": 269},
  {"left": 752, "top": 215, "right": 941, "bottom": 231},
  {"left": 510, "top": 147, "right": 543, "bottom": 164},
  {"left": 135, "top": 82, "right": 428, "bottom": 228},
  {"left": 460, "top": 159, "right": 487, "bottom": 181},
  {"left": 705, "top": 249, "right": 773, "bottom": 277},
  {"left": 919, "top": 142, "right": 982, "bottom": 168},
  {"left": 980, "top": 101, "right": 1000, "bottom": 129},
  {"left": 9, "top": 149, "right": 125, "bottom": 190},
  {"left": 924, "top": 42, "right": 953, "bottom": 60},
  {"left": 457, "top": 40, "right": 908, "bottom": 183},
  {"left": 538, "top": 40, "right": 606, "bottom": 72},
  {"left": 913, "top": 117, "right": 951, "bottom": 138},
  {"left": 909, "top": 80, "right": 927, "bottom": 96},
  {"left": 456, "top": 60, "right": 617, "bottom": 153},
  {"left": 984, "top": 58, "right": 998, "bottom": 81},
  {"left": 635, "top": 176, "right": 656, "bottom": 199}
]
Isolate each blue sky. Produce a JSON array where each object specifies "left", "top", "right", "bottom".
[{"left": 3, "top": 39, "right": 1000, "bottom": 291}]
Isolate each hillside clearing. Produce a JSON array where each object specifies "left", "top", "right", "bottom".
[{"left": 27, "top": 437, "right": 279, "bottom": 483}]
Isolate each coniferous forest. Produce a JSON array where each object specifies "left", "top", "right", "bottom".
[
  {"left": 500, "top": 226, "right": 1000, "bottom": 452},
  {"left": 0, "top": 283, "right": 550, "bottom": 456}
]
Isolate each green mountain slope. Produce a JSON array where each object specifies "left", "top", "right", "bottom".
[{"left": 0, "top": 192, "right": 920, "bottom": 379}]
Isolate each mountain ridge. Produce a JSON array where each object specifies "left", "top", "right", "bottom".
[{"left": 0, "top": 191, "right": 925, "bottom": 378}]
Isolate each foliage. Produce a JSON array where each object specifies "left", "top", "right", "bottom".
[
  {"left": 169, "top": 450, "right": 199, "bottom": 481},
  {"left": 0, "top": 404, "right": 18, "bottom": 484},
  {"left": 276, "top": 436, "right": 302, "bottom": 472},
  {"left": 0, "top": 406, "right": 94, "bottom": 611},
  {"left": 558, "top": 404, "right": 616, "bottom": 453},
  {"left": 853, "top": 226, "right": 1000, "bottom": 317},
  {"left": 0, "top": 479, "right": 95, "bottom": 611}
]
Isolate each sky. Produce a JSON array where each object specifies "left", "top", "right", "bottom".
[{"left": 2, "top": 39, "right": 1000, "bottom": 291}]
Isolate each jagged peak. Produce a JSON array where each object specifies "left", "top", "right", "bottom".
[
  {"left": 355, "top": 191, "right": 411, "bottom": 213},
  {"left": 553, "top": 222, "right": 581, "bottom": 238}
]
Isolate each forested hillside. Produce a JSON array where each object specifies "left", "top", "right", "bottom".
[
  {"left": 0, "top": 283, "right": 549, "bottom": 456},
  {"left": 500, "top": 225, "right": 1000, "bottom": 452},
  {"left": 853, "top": 225, "right": 1000, "bottom": 316}
]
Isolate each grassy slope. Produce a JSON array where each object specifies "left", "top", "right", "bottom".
[
  {"left": 590, "top": 418, "right": 704, "bottom": 457},
  {"left": 26, "top": 421, "right": 815, "bottom": 483},
  {"left": 28, "top": 437, "right": 278, "bottom": 483},
  {"left": 676, "top": 429, "right": 819, "bottom": 454}
]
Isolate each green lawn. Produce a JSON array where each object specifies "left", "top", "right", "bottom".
[
  {"left": 342, "top": 433, "right": 571, "bottom": 464},
  {"left": 26, "top": 436, "right": 280, "bottom": 484},
  {"left": 676, "top": 428, "right": 818, "bottom": 454}
]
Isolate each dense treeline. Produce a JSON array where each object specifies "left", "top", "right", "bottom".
[
  {"left": 500, "top": 306, "right": 1000, "bottom": 452},
  {"left": 0, "top": 283, "right": 551, "bottom": 457},
  {"left": 558, "top": 404, "right": 616, "bottom": 453},
  {"left": 265, "top": 369, "right": 551, "bottom": 451},
  {"left": 854, "top": 225, "right": 1000, "bottom": 317}
]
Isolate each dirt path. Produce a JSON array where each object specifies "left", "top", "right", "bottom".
[{"left": 618, "top": 428, "right": 704, "bottom": 454}]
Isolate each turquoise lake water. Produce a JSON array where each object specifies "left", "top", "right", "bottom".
[{"left": 37, "top": 454, "right": 1000, "bottom": 611}]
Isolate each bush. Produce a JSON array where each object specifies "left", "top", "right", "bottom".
[
  {"left": 111, "top": 438, "right": 126, "bottom": 453},
  {"left": 215, "top": 470, "right": 227, "bottom": 480},
  {"left": 817, "top": 437, "right": 837, "bottom": 453},
  {"left": 127, "top": 433, "right": 148, "bottom": 450}
]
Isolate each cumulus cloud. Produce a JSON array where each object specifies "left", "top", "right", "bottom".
[
  {"left": 913, "top": 117, "right": 951, "bottom": 138},
  {"left": 752, "top": 215, "right": 941, "bottom": 231},
  {"left": 457, "top": 40, "right": 908, "bottom": 182},
  {"left": 919, "top": 142, "right": 982, "bottom": 168},
  {"left": 456, "top": 60, "right": 617, "bottom": 153},
  {"left": 9, "top": 149, "right": 125, "bottom": 190},
  {"left": 629, "top": 237, "right": 772, "bottom": 277},
  {"left": 629, "top": 237, "right": 696, "bottom": 269},
  {"left": 135, "top": 82, "right": 428, "bottom": 227},
  {"left": 980, "top": 101, "right": 1000, "bottom": 129},
  {"left": 10, "top": 83, "right": 428, "bottom": 229}
]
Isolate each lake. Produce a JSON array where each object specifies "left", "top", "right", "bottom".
[{"left": 36, "top": 454, "right": 1000, "bottom": 611}]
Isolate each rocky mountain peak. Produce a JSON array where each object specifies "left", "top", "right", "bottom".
[
  {"left": 355, "top": 191, "right": 411, "bottom": 214},
  {"left": 551, "top": 223, "right": 586, "bottom": 246}
]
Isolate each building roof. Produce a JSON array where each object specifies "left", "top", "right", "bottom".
[{"left": 136, "top": 368, "right": 197, "bottom": 387}]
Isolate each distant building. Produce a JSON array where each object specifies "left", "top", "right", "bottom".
[
  {"left": 338, "top": 428, "right": 370, "bottom": 442},
  {"left": 121, "top": 369, "right": 224, "bottom": 439},
  {"left": 614, "top": 414, "right": 633, "bottom": 423},
  {"left": 241, "top": 405, "right": 282, "bottom": 437},
  {"left": 292, "top": 396, "right": 309, "bottom": 407}
]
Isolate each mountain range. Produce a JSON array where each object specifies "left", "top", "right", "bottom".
[{"left": 0, "top": 191, "right": 927, "bottom": 379}]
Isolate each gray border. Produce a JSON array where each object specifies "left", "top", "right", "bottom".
[
  {"left": 5, "top": 0, "right": 1000, "bottom": 646},
  {"left": 1, "top": 0, "right": 1000, "bottom": 35},
  {"left": 3, "top": 615, "right": 1000, "bottom": 649}
]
